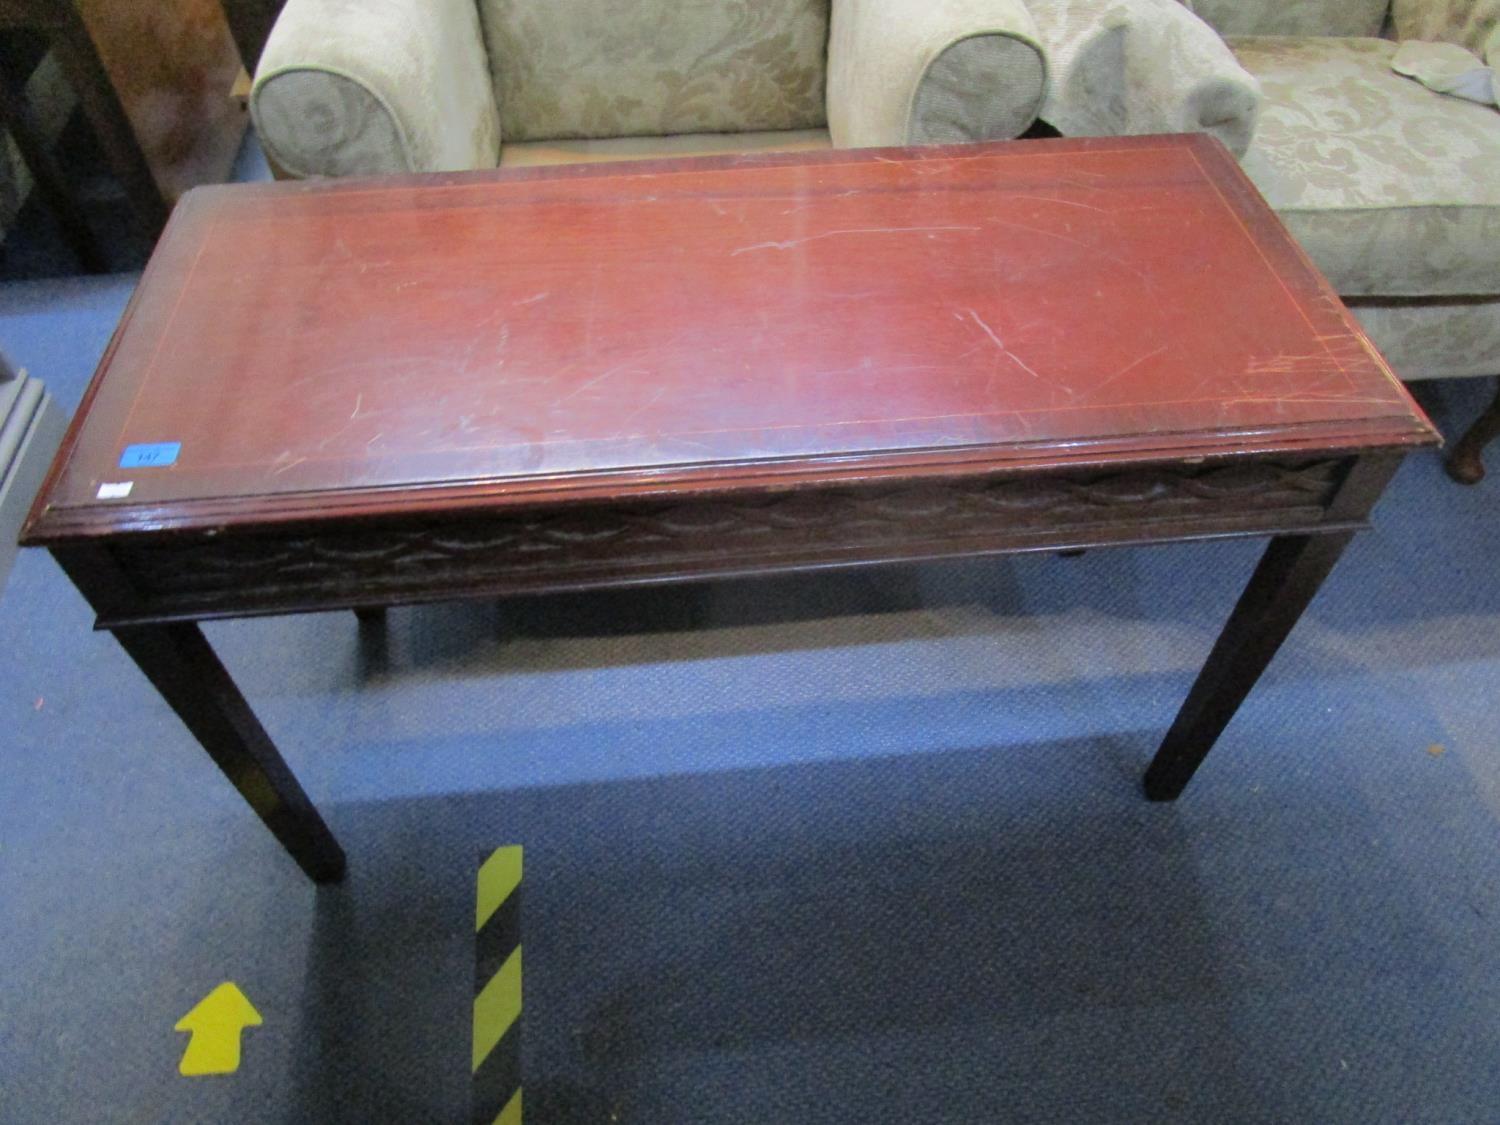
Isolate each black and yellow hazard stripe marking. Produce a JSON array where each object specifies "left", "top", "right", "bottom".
[{"left": 474, "top": 846, "right": 523, "bottom": 1125}]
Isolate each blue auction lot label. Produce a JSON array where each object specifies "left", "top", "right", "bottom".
[{"left": 119, "top": 441, "right": 181, "bottom": 468}]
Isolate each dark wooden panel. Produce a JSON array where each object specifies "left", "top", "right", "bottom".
[
  {"left": 0, "top": 0, "right": 244, "bottom": 239},
  {"left": 73, "top": 0, "right": 246, "bottom": 204},
  {"left": 24, "top": 135, "right": 1435, "bottom": 545}
]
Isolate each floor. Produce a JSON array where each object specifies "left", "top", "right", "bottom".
[{"left": 2, "top": 143, "right": 1500, "bottom": 1125}]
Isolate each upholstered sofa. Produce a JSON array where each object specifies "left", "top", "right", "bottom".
[
  {"left": 249, "top": 0, "right": 1500, "bottom": 480},
  {"left": 1158, "top": 0, "right": 1500, "bottom": 481}
]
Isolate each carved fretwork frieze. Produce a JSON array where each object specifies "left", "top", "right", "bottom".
[{"left": 112, "top": 458, "right": 1346, "bottom": 606}]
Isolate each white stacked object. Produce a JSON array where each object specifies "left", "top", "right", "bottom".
[{"left": 0, "top": 353, "right": 64, "bottom": 594}]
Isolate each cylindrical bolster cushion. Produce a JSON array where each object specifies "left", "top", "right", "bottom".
[
  {"left": 1028, "top": 0, "right": 1261, "bottom": 158},
  {"left": 253, "top": 71, "right": 409, "bottom": 177},
  {"left": 828, "top": 0, "right": 1048, "bottom": 148},
  {"left": 911, "top": 33, "right": 1049, "bottom": 143},
  {"left": 251, "top": 0, "right": 500, "bottom": 178}
]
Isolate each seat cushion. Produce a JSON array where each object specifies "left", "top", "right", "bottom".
[
  {"left": 1351, "top": 299, "right": 1500, "bottom": 379},
  {"left": 1232, "top": 36, "right": 1500, "bottom": 298},
  {"left": 498, "top": 128, "right": 831, "bottom": 167},
  {"left": 478, "top": 0, "right": 830, "bottom": 143}
]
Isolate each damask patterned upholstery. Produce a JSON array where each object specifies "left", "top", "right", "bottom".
[
  {"left": 477, "top": 0, "right": 830, "bottom": 142},
  {"left": 1185, "top": 0, "right": 1500, "bottom": 59},
  {"left": 1351, "top": 300, "right": 1500, "bottom": 380},
  {"left": 1167, "top": 2, "right": 1500, "bottom": 390},
  {"left": 1028, "top": 0, "right": 1262, "bottom": 157},
  {"left": 1186, "top": 0, "right": 1390, "bottom": 38},
  {"left": 497, "top": 129, "right": 832, "bottom": 168},
  {"left": 254, "top": 0, "right": 499, "bottom": 176},
  {"left": 828, "top": 0, "right": 1048, "bottom": 148},
  {"left": 1233, "top": 36, "right": 1500, "bottom": 298},
  {"left": 1392, "top": 0, "right": 1500, "bottom": 52},
  {"left": 252, "top": 0, "right": 1058, "bottom": 174}
]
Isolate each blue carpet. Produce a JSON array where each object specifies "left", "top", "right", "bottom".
[{"left": 2, "top": 196, "right": 1500, "bottom": 1121}]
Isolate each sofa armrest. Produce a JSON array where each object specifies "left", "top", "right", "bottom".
[
  {"left": 827, "top": 0, "right": 1048, "bottom": 148},
  {"left": 251, "top": 0, "right": 500, "bottom": 177},
  {"left": 1027, "top": 0, "right": 1261, "bottom": 157}
]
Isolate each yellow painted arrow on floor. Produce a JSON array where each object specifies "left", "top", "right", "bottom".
[{"left": 174, "top": 982, "right": 262, "bottom": 1076}]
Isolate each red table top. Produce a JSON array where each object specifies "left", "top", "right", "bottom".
[{"left": 26, "top": 134, "right": 1435, "bottom": 542}]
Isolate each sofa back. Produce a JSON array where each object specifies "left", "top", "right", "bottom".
[
  {"left": 1392, "top": 0, "right": 1500, "bottom": 51},
  {"left": 478, "top": 0, "right": 831, "bottom": 142},
  {"left": 1186, "top": 0, "right": 1390, "bottom": 38}
]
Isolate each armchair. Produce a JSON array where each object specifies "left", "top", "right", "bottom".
[
  {"left": 250, "top": 0, "right": 1256, "bottom": 170},
  {"left": 252, "top": 0, "right": 1042, "bottom": 173}
]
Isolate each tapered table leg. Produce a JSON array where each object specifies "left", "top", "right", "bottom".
[
  {"left": 112, "top": 622, "right": 346, "bottom": 882},
  {"left": 1144, "top": 531, "right": 1354, "bottom": 801}
]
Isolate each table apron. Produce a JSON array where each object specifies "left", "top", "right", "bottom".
[{"left": 56, "top": 454, "right": 1382, "bottom": 627}]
